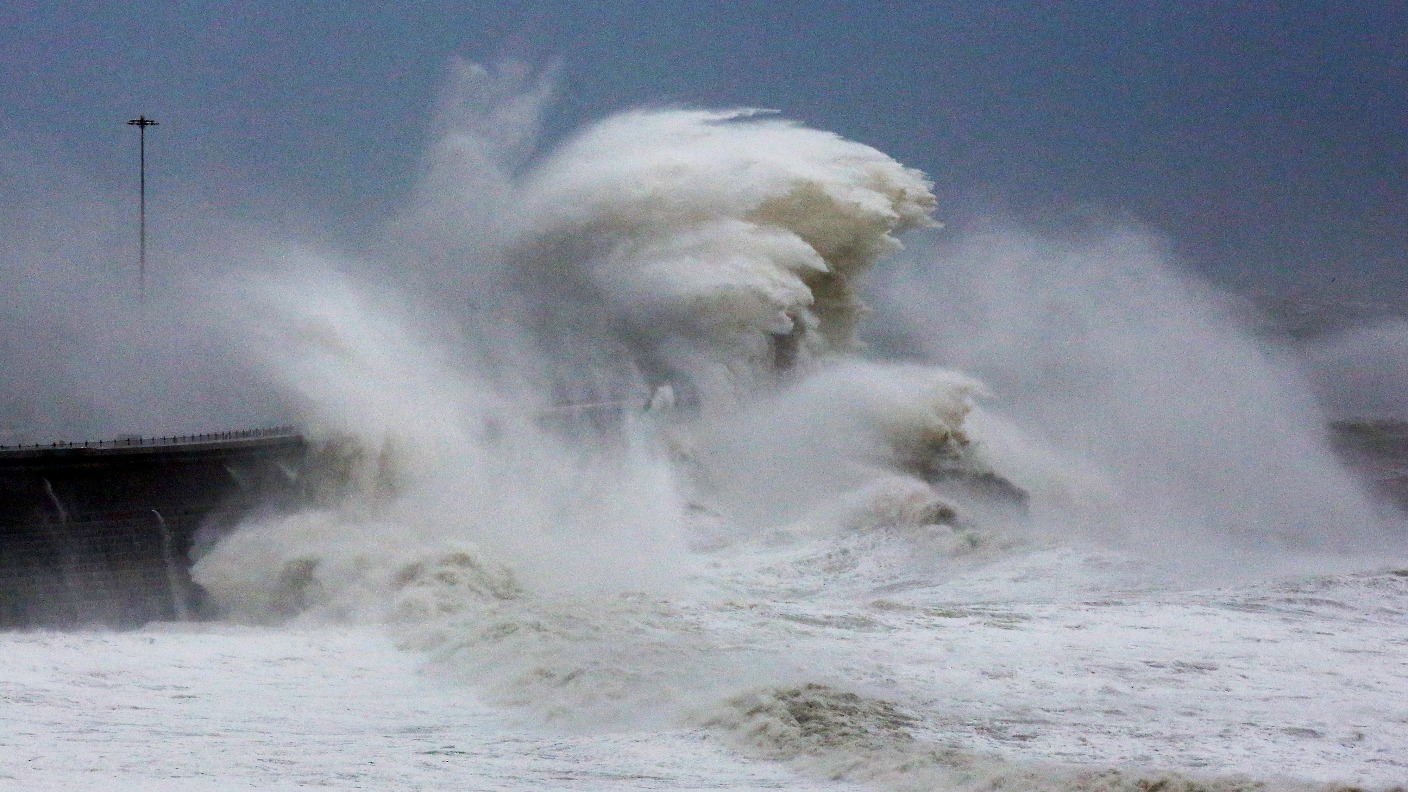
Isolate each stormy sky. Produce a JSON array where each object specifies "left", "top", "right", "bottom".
[
  {"left": 3, "top": 1, "right": 1402, "bottom": 292},
  {"left": 0, "top": 2, "right": 1404, "bottom": 440}
]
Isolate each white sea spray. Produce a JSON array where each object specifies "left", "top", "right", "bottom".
[{"left": 188, "top": 62, "right": 1404, "bottom": 791}]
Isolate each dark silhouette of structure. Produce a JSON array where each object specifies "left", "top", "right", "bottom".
[{"left": 0, "top": 429, "right": 306, "bottom": 628}]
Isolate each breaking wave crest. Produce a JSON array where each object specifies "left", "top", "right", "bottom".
[{"left": 503, "top": 107, "right": 938, "bottom": 409}]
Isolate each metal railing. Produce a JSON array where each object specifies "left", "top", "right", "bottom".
[{"left": 0, "top": 426, "right": 301, "bottom": 452}]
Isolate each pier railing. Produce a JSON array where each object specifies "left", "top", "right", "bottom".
[{"left": 0, "top": 426, "right": 301, "bottom": 453}]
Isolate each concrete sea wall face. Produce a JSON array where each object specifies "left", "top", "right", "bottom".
[{"left": 0, "top": 431, "right": 306, "bottom": 627}]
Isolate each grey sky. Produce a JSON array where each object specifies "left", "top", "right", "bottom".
[{"left": 3, "top": 1, "right": 1402, "bottom": 296}]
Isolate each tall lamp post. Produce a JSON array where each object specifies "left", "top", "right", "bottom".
[{"left": 127, "top": 115, "right": 158, "bottom": 300}]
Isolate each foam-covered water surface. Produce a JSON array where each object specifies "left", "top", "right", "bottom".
[{"left": 0, "top": 626, "right": 865, "bottom": 791}]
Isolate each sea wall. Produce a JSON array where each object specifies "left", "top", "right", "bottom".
[{"left": 0, "top": 430, "right": 307, "bottom": 627}]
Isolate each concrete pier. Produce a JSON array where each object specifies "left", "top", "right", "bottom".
[{"left": 0, "top": 429, "right": 307, "bottom": 628}]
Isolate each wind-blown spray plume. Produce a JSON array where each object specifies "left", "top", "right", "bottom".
[
  {"left": 193, "top": 98, "right": 973, "bottom": 730},
  {"left": 187, "top": 68, "right": 1406, "bottom": 790},
  {"left": 873, "top": 230, "right": 1386, "bottom": 565},
  {"left": 384, "top": 58, "right": 555, "bottom": 298},
  {"left": 1301, "top": 317, "right": 1408, "bottom": 420},
  {"left": 198, "top": 98, "right": 955, "bottom": 609}
]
